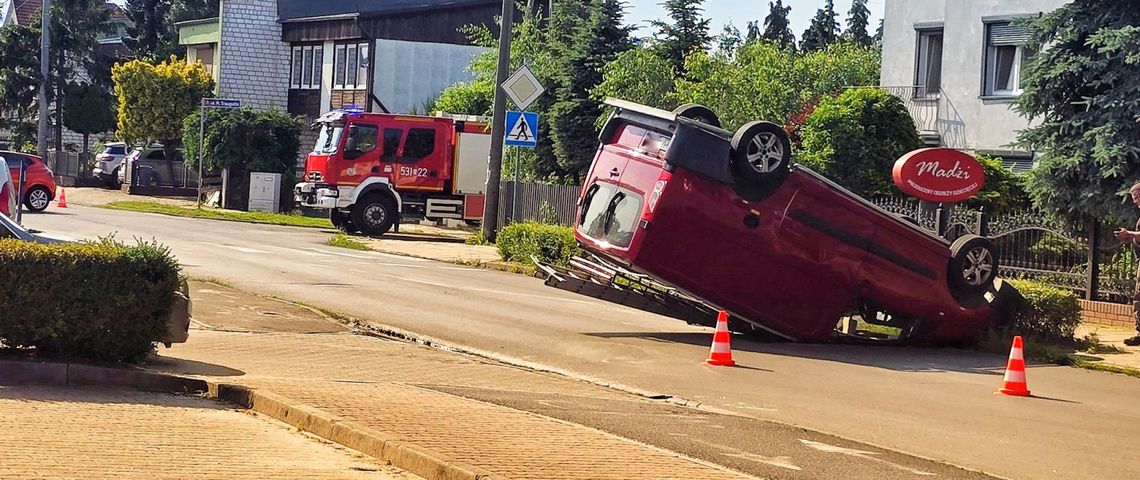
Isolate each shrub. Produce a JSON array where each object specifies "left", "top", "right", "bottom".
[
  {"left": 0, "top": 238, "right": 181, "bottom": 362},
  {"left": 1006, "top": 279, "right": 1082, "bottom": 342},
  {"left": 496, "top": 222, "right": 580, "bottom": 266},
  {"left": 799, "top": 88, "right": 924, "bottom": 198}
]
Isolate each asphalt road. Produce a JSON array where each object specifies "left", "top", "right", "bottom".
[{"left": 26, "top": 205, "right": 1140, "bottom": 480}]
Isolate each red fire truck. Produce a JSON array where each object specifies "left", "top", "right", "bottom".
[{"left": 294, "top": 108, "right": 492, "bottom": 235}]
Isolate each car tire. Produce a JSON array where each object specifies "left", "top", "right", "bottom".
[
  {"left": 672, "top": 103, "right": 721, "bottom": 128},
  {"left": 23, "top": 185, "right": 51, "bottom": 213},
  {"left": 351, "top": 194, "right": 397, "bottom": 236},
  {"left": 110, "top": 167, "right": 122, "bottom": 189},
  {"left": 730, "top": 121, "right": 791, "bottom": 188},
  {"left": 948, "top": 235, "right": 999, "bottom": 294}
]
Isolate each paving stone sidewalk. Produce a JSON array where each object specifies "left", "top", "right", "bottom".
[
  {"left": 0, "top": 385, "right": 418, "bottom": 480},
  {"left": 148, "top": 283, "right": 751, "bottom": 480}
]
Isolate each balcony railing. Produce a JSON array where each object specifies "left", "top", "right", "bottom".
[{"left": 846, "top": 85, "right": 941, "bottom": 135}]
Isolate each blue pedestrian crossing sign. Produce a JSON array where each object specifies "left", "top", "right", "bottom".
[{"left": 505, "top": 111, "right": 539, "bottom": 148}]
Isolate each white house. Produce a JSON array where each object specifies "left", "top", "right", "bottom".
[{"left": 880, "top": 0, "right": 1069, "bottom": 169}]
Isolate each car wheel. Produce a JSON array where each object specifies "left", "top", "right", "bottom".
[
  {"left": 110, "top": 167, "right": 122, "bottom": 188},
  {"left": 351, "top": 195, "right": 397, "bottom": 236},
  {"left": 730, "top": 121, "right": 791, "bottom": 187},
  {"left": 672, "top": 103, "right": 721, "bottom": 128},
  {"left": 24, "top": 185, "right": 51, "bottom": 213},
  {"left": 948, "top": 235, "right": 999, "bottom": 294}
]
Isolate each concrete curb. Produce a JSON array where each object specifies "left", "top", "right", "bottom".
[
  {"left": 0, "top": 359, "right": 505, "bottom": 480},
  {"left": 0, "top": 359, "right": 207, "bottom": 393},
  {"left": 207, "top": 382, "right": 504, "bottom": 480}
]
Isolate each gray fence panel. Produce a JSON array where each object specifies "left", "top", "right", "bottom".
[{"left": 497, "top": 181, "right": 582, "bottom": 229}]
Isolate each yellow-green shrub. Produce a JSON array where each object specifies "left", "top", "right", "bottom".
[{"left": 496, "top": 222, "right": 580, "bottom": 266}]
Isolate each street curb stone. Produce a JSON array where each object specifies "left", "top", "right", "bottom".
[{"left": 1, "top": 359, "right": 505, "bottom": 480}]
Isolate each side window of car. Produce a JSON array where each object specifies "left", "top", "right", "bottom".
[
  {"left": 380, "top": 128, "right": 403, "bottom": 162},
  {"left": 350, "top": 124, "right": 379, "bottom": 154},
  {"left": 146, "top": 150, "right": 165, "bottom": 160},
  {"left": 401, "top": 128, "right": 436, "bottom": 163}
]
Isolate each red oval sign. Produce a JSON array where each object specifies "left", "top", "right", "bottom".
[{"left": 892, "top": 148, "right": 986, "bottom": 203}]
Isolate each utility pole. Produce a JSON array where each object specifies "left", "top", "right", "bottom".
[
  {"left": 36, "top": 0, "right": 51, "bottom": 159},
  {"left": 482, "top": 0, "right": 514, "bottom": 242}
]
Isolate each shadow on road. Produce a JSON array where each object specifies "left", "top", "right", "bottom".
[
  {"left": 142, "top": 355, "right": 245, "bottom": 377},
  {"left": 586, "top": 331, "right": 1010, "bottom": 374}
]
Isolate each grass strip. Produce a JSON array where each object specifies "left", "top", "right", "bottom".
[{"left": 104, "top": 201, "right": 332, "bottom": 229}]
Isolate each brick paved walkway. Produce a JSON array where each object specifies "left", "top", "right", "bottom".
[
  {"left": 150, "top": 330, "right": 752, "bottom": 480},
  {"left": 0, "top": 386, "right": 419, "bottom": 480}
]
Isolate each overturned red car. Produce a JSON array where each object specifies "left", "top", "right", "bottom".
[{"left": 562, "top": 98, "right": 1016, "bottom": 344}]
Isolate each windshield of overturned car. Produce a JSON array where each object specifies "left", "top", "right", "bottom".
[{"left": 314, "top": 123, "right": 345, "bottom": 155}]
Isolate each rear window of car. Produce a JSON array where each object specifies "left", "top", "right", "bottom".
[
  {"left": 103, "top": 145, "right": 126, "bottom": 155},
  {"left": 577, "top": 182, "right": 643, "bottom": 248}
]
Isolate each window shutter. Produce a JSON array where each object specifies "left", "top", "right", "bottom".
[{"left": 989, "top": 23, "right": 1030, "bottom": 46}]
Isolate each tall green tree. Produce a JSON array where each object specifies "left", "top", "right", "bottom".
[
  {"left": 717, "top": 22, "right": 743, "bottom": 56},
  {"left": 549, "top": 0, "right": 633, "bottom": 177},
  {"left": 800, "top": 0, "right": 838, "bottom": 52},
  {"left": 1018, "top": 1, "right": 1140, "bottom": 224},
  {"left": 873, "top": 19, "right": 884, "bottom": 49},
  {"left": 762, "top": 0, "right": 794, "bottom": 49},
  {"left": 844, "top": 0, "right": 872, "bottom": 47},
  {"left": 124, "top": 0, "right": 218, "bottom": 60},
  {"left": 651, "top": 0, "right": 711, "bottom": 74},
  {"left": 113, "top": 57, "right": 215, "bottom": 181},
  {"left": 745, "top": 20, "right": 761, "bottom": 44},
  {"left": 594, "top": 46, "right": 676, "bottom": 110},
  {"left": 63, "top": 82, "right": 117, "bottom": 162},
  {"left": 0, "top": 0, "right": 111, "bottom": 152}
]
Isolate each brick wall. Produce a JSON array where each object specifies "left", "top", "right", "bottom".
[
  {"left": 218, "top": 0, "right": 289, "bottom": 111},
  {"left": 1080, "top": 299, "right": 1134, "bottom": 328},
  {"left": 330, "top": 90, "right": 366, "bottom": 110}
]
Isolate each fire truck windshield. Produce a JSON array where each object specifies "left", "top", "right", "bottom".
[{"left": 314, "top": 123, "right": 344, "bottom": 155}]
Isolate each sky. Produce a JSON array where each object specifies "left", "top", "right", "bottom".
[{"left": 623, "top": 0, "right": 885, "bottom": 41}]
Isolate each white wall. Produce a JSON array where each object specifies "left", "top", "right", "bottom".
[
  {"left": 881, "top": 0, "right": 1069, "bottom": 154},
  {"left": 371, "top": 39, "right": 485, "bottom": 114}
]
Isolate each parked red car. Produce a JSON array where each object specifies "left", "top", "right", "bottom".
[
  {"left": 2, "top": 151, "right": 57, "bottom": 213},
  {"left": 572, "top": 99, "right": 1016, "bottom": 343}
]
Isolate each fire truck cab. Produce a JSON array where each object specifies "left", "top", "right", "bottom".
[{"left": 294, "top": 108, "right": 491, "bottom": 235}]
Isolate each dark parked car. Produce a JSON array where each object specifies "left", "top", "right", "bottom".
[{"left": 571, "top": 99, "right": 1016, "bottom": 343}]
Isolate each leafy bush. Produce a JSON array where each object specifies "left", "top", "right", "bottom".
[
  {"left": 963, "top": 154, "right": 1032, "bottom": 215},
  {"left": 0, "top": 239, "right": 182, "bottom": 362},
  {"left": 1007, "top": 279, "right": 1082, "bottom": 342},
  {"left": 799, "top": 88, "right": 924, "bottom": 198},
  {"left": 183, "top": 108, "right": 301, "bottom": 211},
  {"left": 496, "top": 222, "right": 580, "bottom": 266}
]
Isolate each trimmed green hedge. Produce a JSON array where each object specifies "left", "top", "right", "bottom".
[
  {"left": 0, "top": 239, "right": 181, "bottom": 362},
  {"left": 1007, "top": 279, "right": 1082, "bottom": 342},
  {"left": 496, "top": 222, "right": 580, "bottom": 267}
]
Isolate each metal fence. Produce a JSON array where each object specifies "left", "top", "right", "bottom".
[
  {"left": 871, "top": 197, "right": 1137, "bottom": 304},
  {"left": 44, "top": 151, "right": 89, "bottom": 178},
  {"left": 496, "top": 181, "right": 581, "bottom": 229}
]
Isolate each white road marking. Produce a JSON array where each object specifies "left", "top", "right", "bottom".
[
  {"left": 692, "top": 439, "right": 802, "bottom": 471},
  {"left": 220, "top": 245, "right": 268, "bottom": 254},
  {"left": 800, "top": 439, "right": 936, "bottom": 476},
  {"left": 368, "top": 271, "right": 597, "bottom": 305}
]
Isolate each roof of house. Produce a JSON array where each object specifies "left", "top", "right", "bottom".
[
  {"left": 13, "top": 0, "right": 40, "bottom": 26},
  {"left": 278, "top": 0, "right": 496, "bottom": 22}
]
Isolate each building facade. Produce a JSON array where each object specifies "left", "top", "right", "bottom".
[
  {"left": 179, "top": 0, "right": 496, "bottom": 162},
  {"left": 880, "top": 0, "right": 1069, "bottom": 169}
]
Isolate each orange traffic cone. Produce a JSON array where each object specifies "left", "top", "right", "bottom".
[
  {"left": 56, "top": 188, "right": 67, "bottom": 208},
  {"left": 996, "top": 336, "right": 1030, "bottom": 397},
  {"left": 706, "top": 310, "right": 736, "bottom": 366}
]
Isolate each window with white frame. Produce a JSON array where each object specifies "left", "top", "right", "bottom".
[
  {"left": 914, "top": 29, "right": 943, "bottom": 98},
  {"left": 333, "top": 41, "right": 369, "bottom": 90},
  {"left": 984, "top": 22, "right": 1032, "bottom": 97},
  {"left": 289, "top": 45, "right": 322, "bottom": 90}
]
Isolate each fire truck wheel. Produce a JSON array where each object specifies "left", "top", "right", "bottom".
[
  {"left": 352, "top": 195, "right": 397, "bottom": 236},
  {"left": 672, "top": 103, "right": 721, "bottom": 128},
  {"left": 730, "top": 121, "right": 791, "bottom": 187}
]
